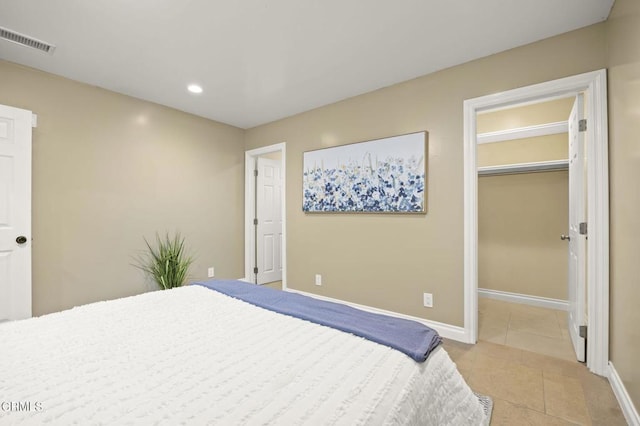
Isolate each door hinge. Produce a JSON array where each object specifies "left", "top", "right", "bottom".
[
  {"left": 31, "top": 113, "right": 38, "bottom": 128},
  {"left": 579, "top": 325, "right": 587, "bottom": 339},
  {"left": 253, "top": 218, "right": 258, "bottom": 225},
  {"left": 579, "top": 222, "right": 587, "bottom": 235},
  {"left": 254, "top": 169, "right": 258, "bottom": 177},
  {"left": 253, "top": 267, "right": 258, "bottom": 274},
  {"left": 578, "top": 119, "right": 587, "bottom": 132}
]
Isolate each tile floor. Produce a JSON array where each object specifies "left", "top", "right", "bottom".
[
  {"left": 479, "top": 297, "right": 576, "bottom": 361},
  {"left": 261, "top": 280, "right": 283, "bottom": 290},
  {"left": 448, "top": 297, "right": 627, "bottom": 425}
]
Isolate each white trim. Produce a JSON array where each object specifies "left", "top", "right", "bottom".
[
  {"left": 244, "top": 143, "right": 287, "bottom": 289},
  {"left": 478, "top": 159, "right": 568, "bottom": 176},
  {"left": 478, "top": 288, "right": 568, "bottom": 311},
  {"left": 477, "top": 121, "right": 568, "bottom": 144},
  {"left": 586, "top": 70, "right": 610, "bottom": 378},
  {"left": 608, "top": 362, "right": 640, "bottom": 426},
  {"left": 464, "top": 69, "right": 610, "bottom": 375},
  {"left": 286, "top": 288, "right": 468, "bottom": 342},
  {"left": 463, "top": 95, "right": 479, "bottom": 345}
]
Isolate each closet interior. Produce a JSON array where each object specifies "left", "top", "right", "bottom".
[{"left": 476, "top": 97, "right": 579, "bottom": 361}]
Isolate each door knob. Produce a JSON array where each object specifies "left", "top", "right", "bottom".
[
  {"left": 560, "top": 234, "right": 570, "bottom": 241},
  {"left": 16, "top": 236, "right": 27, "bottom": 244}
]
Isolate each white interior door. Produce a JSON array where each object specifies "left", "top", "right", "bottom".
[
  {"left": 567, "top": 94, "right": 587, "bottom": 362},
  {"left": 0, "top": 104, "right": 32, "bottom": 320},
  {"left": 256, "top": 157, "right": 282, "bottom": 284}
]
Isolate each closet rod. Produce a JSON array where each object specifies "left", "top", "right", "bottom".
[{"left": 478, "top": 159, "right": 569, "bottom": 176}]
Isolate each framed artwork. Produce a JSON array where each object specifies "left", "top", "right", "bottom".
[{"left": 302, "top": 131, "right": 428, "bottom": 213}]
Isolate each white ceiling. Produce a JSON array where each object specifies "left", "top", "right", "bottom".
[{"left": 0, "top": 1, "right": 613, "bottom": 129}]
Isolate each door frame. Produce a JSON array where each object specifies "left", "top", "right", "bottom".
[
  {"left": 244, "top": 143, "right": 287, "bottom": 287},
  {"left": 463, "top": 69, "right": 609, "bottom": 375}
]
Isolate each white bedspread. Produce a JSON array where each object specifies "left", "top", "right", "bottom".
[{"left": 0, "top": 286, "right": 488, "bottom": 425}]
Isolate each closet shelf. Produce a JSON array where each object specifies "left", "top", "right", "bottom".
[
  {"left": 477, "top": 121, "right": 568, "bottom": 144},
  {"left": 478, "top": 159, "right": 569, "bottom": 176}
]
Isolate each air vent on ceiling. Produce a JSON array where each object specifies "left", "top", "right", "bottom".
[{"left": 0, "top": 26, "right": 55, "bottom": 54}]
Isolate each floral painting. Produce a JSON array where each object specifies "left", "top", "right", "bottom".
[{"left": 303, "top": 132, "right": 427, "bottom": 213}]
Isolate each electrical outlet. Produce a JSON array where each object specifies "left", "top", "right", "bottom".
[
  {"left": 315, "top": 274, "right": 322, "bottom": 286},
  {"left": 207, "top": 267, "right": 215, "bottom": 278},
  {"left": 423, "top": 293, "right": 433, "bottom": 308}
]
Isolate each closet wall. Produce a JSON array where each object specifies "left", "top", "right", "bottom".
[{"left": 478, "top": 98, "right": 573, "bottom": 301}]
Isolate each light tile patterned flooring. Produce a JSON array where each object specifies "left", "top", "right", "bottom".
[
  {"left": 441, "top": 297, "right": 626, "bottom": 425},
  {"left": 261, "top": 280, "right": 283, "bottom": 290},
  {"left": 479, "top": 297, "right": 576, "bottom": 361}
]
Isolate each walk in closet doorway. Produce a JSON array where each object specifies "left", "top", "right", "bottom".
[{"left": 476, "top": 97, "right": 577, "bottom": 361}]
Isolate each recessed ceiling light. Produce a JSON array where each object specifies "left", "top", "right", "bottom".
[{"left": 187, "top": 84, "right": 203, "bottom": 94}]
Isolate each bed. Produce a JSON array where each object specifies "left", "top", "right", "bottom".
[{"left": 0, "top": 280, "right": 491, "bottom": 425}]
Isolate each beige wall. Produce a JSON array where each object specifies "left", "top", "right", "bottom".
[
  {"left": 260, "top": 151, "right": 282, "bottom": 161},
  {"left": 477, "top": 97, "right": 574, "bottom": 133},
  {"left": 245, "top": 23, "right": 607, "bottom": 326},
  {"left": 479, "top": 171, "right": 568, "bottom": 299},
  {"left": 607, "top": 0, "right": 640, "bottom": 412},
  {"left": 0, "top": 60, "right": 245, "bottom": 316},
  {"left": 478, "top": 134, "right": 568, "bottom": 167}
]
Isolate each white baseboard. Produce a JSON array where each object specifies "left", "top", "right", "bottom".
[
  {"left": 479, "top": 288, "right": 568, "bottom": 311},
  {"left": 609, "top": 362, "right": 640, "bottom": 426},
  {"left": 285, "top": 288, "right": 468, "bottom": 343}
]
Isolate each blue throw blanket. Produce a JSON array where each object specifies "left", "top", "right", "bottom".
[{"left": 193, "top": 280, "right": 441, "bottom": 362}]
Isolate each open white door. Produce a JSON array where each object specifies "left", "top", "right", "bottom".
[
  {"left": 255, "top": 157, "right": 283, "bottom": 284},
  {"left": 0, "top": 104, "right": 32, "bottom": 320},
  {"left": 567, "top": 94, "right": 587, "bottom": 362}
]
